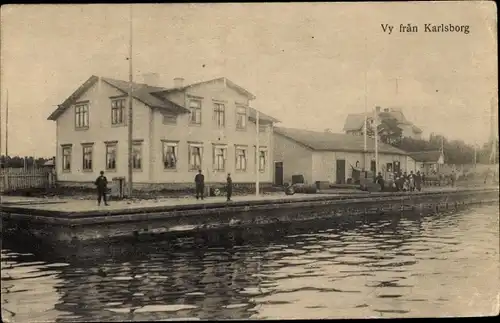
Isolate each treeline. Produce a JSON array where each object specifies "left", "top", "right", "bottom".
[
  {"left": 0, "top": 155, "right": 54, "bottom": 168},
  {"left": 393, "top": 134, "right": 499, "bottom": 165},
  {"left": 365, "top": 114, "right": 498, "bottom": 165}
]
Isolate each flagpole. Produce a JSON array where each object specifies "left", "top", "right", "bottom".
[
  {"left": 363, "top": 36, "right": 368, "bottom": 171},
  {"left": 374, "top": 106, "right": 380, "bottom": 175},
  {"left": 0, "top": 90, "right": 3, "bottom": 167},
  {"left": 5, "top": 89, "right": 8, "bottom": 166},
  {"left": 127, "top": 4, "right": 134, "bottom": 198},
  {"left": 256, "top": 110, "right": 260, "bottom": 196}
]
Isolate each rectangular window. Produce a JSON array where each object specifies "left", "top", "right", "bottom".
[
  {"left": 132, "top": 142, "right": 142, "bottom": 170},
  {"left": 213, "top": 145, "right": 227, "bottom": 171},
  {"left": 213, "top": 103, "right": 225, "bottom": 128},
  {"left": 82, "top": 145, "right": 93, "bottom": 171},
  {"left": 189, "top": 100, "right": 202, "bottom": 125},
  {"left": 163, "top": 142, "right": 178, "bottom": 169},
  {"left": 162, "top": 113, "right": 177, "bottom": 125},
  {"left": 62, "top": 146, "right": 72, "bottom": 171},
  {"left": 259, "top": 150, "right": 267, "bottom": 172},
  {"left": 236, "top": 106, "right": 247, "bottom": 130},
  {"left": 235, "top": 146, "right": 247, "bottom": 171},
  {"left": 111, "top": 99, "right": 126, "bottom": 125},
  {"left": 188, "top": 144, "right": 203, "bottom": 171},
  {"left": 259, "top": 124, "right": 267, "bottom": 133},
  {"left": 105, "top": 143, "right": 117, "bottom": 170},
  {"left": 75, "top": 103, "right": 89, "bottom": 129}
]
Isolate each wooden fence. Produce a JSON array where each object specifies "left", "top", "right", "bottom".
[{"left": 0, "top": 168, "right": 55, "bottom": 193}]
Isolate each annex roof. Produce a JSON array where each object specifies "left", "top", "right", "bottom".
[
  {"left": 408, "top": 150, "right": 444, "bottom": 163},
  {"left": 274, "top": 127, "right": 409, "bottom": 155}
]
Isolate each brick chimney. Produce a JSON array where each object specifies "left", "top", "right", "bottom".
[
  {"left": 173, "top": 77, "right": 185, "bottom": 88},
  {"left": 142, "top": 73, "right": 160, "bottom": 86}
]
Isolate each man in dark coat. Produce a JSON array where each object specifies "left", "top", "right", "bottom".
[
  {"left": 94, "top": 171, "right": 109, "bottom": 206},
  {"left": 194, "top": 169, "right": 205, "bottom": 200},
  {"left": 375, "top": 172, "right": 385, "bottom": 191},
  {"left": 415, "top": 171, "right": 422, "bottom": 191},
  {"left": 226, "top": 173, "right": 233, "bottom": 202}
]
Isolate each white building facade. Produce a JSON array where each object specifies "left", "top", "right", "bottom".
[{"left": 48, "top": 75, "right": 278, "bottom": 190}]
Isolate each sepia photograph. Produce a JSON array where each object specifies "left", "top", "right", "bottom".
[{"left": 1, "top": 2, "right": 498, "bottom": 321}]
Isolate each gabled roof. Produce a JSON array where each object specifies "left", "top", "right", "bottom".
[
  {"left": 343, "top": 109, "right": 416, "bottom": 132},
  {"left": 408, "top": 150, "right": 444, "bottom": 162},
  {"left": 275, "top": 127, "right": 409, "bottom": 155},
  {"left": 157, "top": 77, "right": 256, "bottom": 100},
  {"left": 47, "top": 75, "right": 189, "bottom": 121}
]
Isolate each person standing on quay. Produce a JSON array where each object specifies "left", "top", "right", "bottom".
[
  {"left": 415, "top": 171, "right": 422, "bottom": 192},
  {"left": 195, "top": 169, "right": 205, "bottom": 200},
  {"left": 226, "top": 173, "right": 233, "bottom": 202},
  {"left": 375, "top": 172, "right": 385, "bottom": 191},
  {"left": 94, "top": 171, "right": 109, "bottom": 206}
]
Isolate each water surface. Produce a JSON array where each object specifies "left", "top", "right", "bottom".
[{"left": 2, "top": 204, "right": 499, "bottom": 321}]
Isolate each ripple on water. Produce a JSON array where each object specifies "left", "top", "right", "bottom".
[
  {"left": 1, "top": 204, "right": 498, "bottom": 320},
  {"left": 134, "top": 304, "right": 198, "bottom": 313}
]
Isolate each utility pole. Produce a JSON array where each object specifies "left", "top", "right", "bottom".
[
  {"left": 374, "top": 106, "right": 380, "bottom": 175},
  {"left": 0, "top": 90, "right": 3, "bottom": 168},
  {"left": 363, "top": 36, "right": 368, "bottom": 171},
  {"left": 489, "top": 96, "right": 498, "bottom": 164},
  {"left": 256, "top": 110, "right": 260, "bottom": 196},
  {"left": 5, "top": 89, "right": 8, "bottom": 165},
  {"left": 127, "top": 4, "right": 134, "bottom": 197}
]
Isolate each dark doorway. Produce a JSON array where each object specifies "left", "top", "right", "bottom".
[
  {"left": 393, "top": 161, "right": 401, "bottom": 173},
  {"left": 274, "top": 162, "right": 283, "bottom": 186},
  {"left": 370, "top": 160, "right": 376, "bottom": 173},
  {"left": 386, "top": 163, "right": 393, "bottom": 173},
  {"left": 336, "top": 159, "right": 346, "bottom": 184}
]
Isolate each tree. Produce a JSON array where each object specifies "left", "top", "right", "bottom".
[
  {"left": 378, "top": 117, "right": 403, "bottom": 145},
  {"left": 362, "top": 116, "right": 403, "bottom": 145}
]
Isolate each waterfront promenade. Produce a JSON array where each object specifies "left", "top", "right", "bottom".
[
  {"left": 2, "top": 185, "right": 498, "bottom": 243},
  {"left": 0, "top": 186, "right": 489, "bottom": 214}
]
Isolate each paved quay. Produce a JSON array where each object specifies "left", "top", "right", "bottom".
[
  {"left": 1, "top": 185, "right": 495, "bottom": 215},
  {"left": 1, "top": 193, "right": 334, "bottom": 213}
]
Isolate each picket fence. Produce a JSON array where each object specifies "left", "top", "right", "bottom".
[{"left": 0, "top": 168, "right": 55, "bottom": 193}]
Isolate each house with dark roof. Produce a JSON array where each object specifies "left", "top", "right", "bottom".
[
  {"left": 408, "top": 150, "right": 445, "bottom": 174},
  {"left": 343, "top": 107, "right": 423, "bottom": 140},
  {"left": 48, "top": 74, "right": 279, "bottom": 190},
  {"left": 273, "top": 127, "right": 417, "bottom": 185}
]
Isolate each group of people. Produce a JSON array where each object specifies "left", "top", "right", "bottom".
[
  {"left": 194, "top": 169, "right": 233, "bottom": 202},
  {"left": 93, "top": 169, "right": 234, "bottom": 206},
  {"left": 375, "top": 170, "right": 426, "bottom": 192}
]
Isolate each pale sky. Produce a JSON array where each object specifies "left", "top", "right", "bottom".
[{"left": 1, "top": 2, "right": 497, "bottom": 157}]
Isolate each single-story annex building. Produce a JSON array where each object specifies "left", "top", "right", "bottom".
[
  {"left": 273, "top": 127, "right": 416, "bottom": 185},
  {"left": 408, "top": 150, "right": 445, "bottom": 175}
]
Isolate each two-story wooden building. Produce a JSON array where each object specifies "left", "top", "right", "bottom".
[{"left": 47, "top": 75, "right": 279, "bottom": 191}]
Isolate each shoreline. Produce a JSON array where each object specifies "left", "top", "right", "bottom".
[{"left": 1, "top": 186, "right": 498, "bottom": 246}]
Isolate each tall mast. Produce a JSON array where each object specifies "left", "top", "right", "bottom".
[
  {"left": 256, "top": 110, "right": 260, "bottom": 196},
  {"left": 0, "top": 90, "right": 3, "bottom": 167},
  {"left": 490, "top": 96, "right": 498, "bottom": 164},
  {"left": 5, "top": 89, "right": 8, "bottom": 164},
  {"left": 127, "top": 4, "right": 134, "bottom": 197},
  {"left": 363, "top": 36, "right": 368, "bottom": 170}
]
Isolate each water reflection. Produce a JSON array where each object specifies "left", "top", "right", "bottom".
[{"left": 2, "top": 205, "right": 499, "bottom": 320}]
